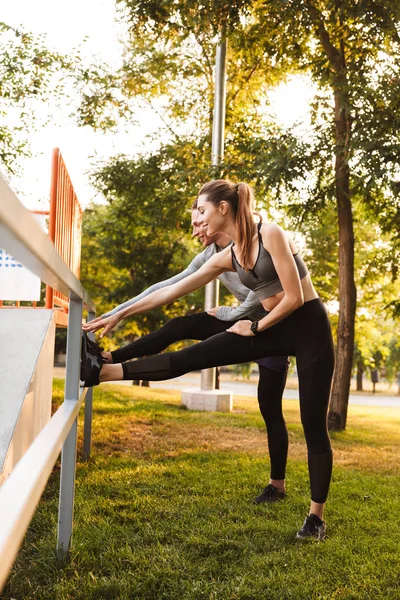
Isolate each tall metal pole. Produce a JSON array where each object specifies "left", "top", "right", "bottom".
[
  {"left": 200, "top": 36, "right": 227, "bottom": 391},
  {"left": 211, "top": 39, "right": 227, "bottom": 167}
]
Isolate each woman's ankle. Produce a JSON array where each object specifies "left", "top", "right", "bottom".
[
  {"left": 268, "top": 478, "right": 286, "bottom": 492},
  {"left": 102, "top": 351, "right": 113, "bottom": 364},
  {"left": 99, "top": 364, "right": 124, "bottom": 382},
  {"left": 309, "top": 500, "right": 325, "bottom": 520}
]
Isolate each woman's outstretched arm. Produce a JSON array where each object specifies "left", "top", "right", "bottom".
[
  {"left": 93, "top": 249, "right": 210, "bottom": 322},
  {"left": 83, "top": 247, "right": 233, "bottom": 338}
]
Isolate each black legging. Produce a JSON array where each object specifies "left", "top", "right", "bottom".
[
  {"left": 258, "top": 364, "right": 289, "bottom": 480},
  {"left": 112, "top": 312, "right": 289, "bottom": 480},
  {"left": 121, "top": 299, "right": 334, "bottom": 503},
  {"left": 111, "top": 312, "right": 232, "bottom": 362}
]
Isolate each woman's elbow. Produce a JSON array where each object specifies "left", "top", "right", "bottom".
[{"left": 290, "top": 293, "right": 304, "bottom": 311}]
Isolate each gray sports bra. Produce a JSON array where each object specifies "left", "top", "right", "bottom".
[{"left": 231, "top": 222, "right": 309, "bottom": 301}]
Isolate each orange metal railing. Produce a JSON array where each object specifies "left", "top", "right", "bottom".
[
  {"left": 45, "top": 148, "right": 83, "bottom": 312},
  {"left": 1, "top": 148, "right": 82, "bottom": 315}
]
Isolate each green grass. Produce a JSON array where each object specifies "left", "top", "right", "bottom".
[{"left": 3, "top": 379, "right": 400, "bottom": 599}]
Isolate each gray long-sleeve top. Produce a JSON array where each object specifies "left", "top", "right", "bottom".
[{"left": 103, "top": 243, "right": 267, "bottom": 322}]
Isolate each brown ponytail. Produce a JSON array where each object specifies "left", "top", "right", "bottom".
[
  {"left": 198, "top": 179, "right": 256, "bottom": 271},
  {"left": 235, "top": 182, "right": 257, "bottom": 270}
]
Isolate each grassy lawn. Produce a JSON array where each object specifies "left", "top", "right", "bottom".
[{"left": 3, "top": 379, "right": 400, "bottom": 599}]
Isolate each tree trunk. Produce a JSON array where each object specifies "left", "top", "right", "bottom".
[
  {"left": 356, "top": 360, "right": 364, "bottom": 391},
  {"left": 305, "top": 7, "right": 357, "bottom": 430},
  {"left": 327, "top": 81, "right": 357, "bottom": 431}
]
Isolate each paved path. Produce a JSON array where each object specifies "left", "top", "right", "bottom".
[
  {"left": 54, "top": 367, "right": 400, "bottom": 409},
  {"left": 145, "top": 374, "right": 400, "bottom": 408}
]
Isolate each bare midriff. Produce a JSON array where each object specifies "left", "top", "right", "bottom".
[{"left": 261, "top": 274, "right": 319, "bottom": 312}]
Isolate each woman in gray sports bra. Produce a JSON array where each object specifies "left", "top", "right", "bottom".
[
  {"left": 83, "top": 179, "right": 334, "bottom": 542},
  {"left": 231, "top": 220, "right": 309, "bottom": 302}
]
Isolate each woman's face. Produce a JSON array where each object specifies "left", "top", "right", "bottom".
[{"left": 196, "top": 194, "right": 225, "bottom": 237}]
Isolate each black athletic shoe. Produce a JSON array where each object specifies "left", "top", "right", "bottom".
[
  {"left": 81, "top": 330, "right": 104, "bottom": 358},
  {"left": 296, "top": 514, "right": 326, "bottom": 541},
  {"left": 253, "top": 484, "right": 286, "bottom": 504},
  {"left": 80, "top": 331, "right": 103, "bottom": 387},
  {"left": 87, "top": 335, "right": 104, "bottom": 357}
]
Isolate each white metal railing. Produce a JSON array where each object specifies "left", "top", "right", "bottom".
[{"left": 0, "top": 174, "right": 95, "bottom": 591}]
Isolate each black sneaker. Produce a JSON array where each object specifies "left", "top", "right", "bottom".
[
  {"left": 296, "top": 514, "right": 326, "bottom": 541},
  {"left": 80, "top": 331, "right": 104, "bottom": 387},
  {"left": 81, "top": 331, "right": 104, "bottom": 358},
  {"left": 253, "top": 484, "right": 286, "bottom": 504}
]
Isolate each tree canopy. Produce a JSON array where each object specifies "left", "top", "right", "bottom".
[
  {"left": 0, "top": 22, "right": 73, "bottom": 172},
  {"left": 78, "top": 0, "right": 400, "bottom": 424}
]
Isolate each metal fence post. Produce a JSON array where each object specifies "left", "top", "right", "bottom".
[
  {"left": 201, "top": 36, "right": 227, "bottom": 391},
  {"left": 200, "top": 279, "right": 220, "bottom": 390},
  {"left": 57, "top": 293, "right": 82, "bottom": 555},
  {"left": 83, "top": 310, "right": 95, "bottom": 461}
]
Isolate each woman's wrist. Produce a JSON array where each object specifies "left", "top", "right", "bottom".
[
  {"left": 118, "top": 304, "right": 138, "bottom": 322},
  {"left": 115, "top": 311, "right": 125, "bottom": 323}
]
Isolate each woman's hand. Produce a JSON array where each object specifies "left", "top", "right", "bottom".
[
  {"left": 82, "top": 314, "right": 120, "bottom": 338},
  {"left": 85, "top": 314, "right": 106, "bottom": 325},
  {"left": 226, "top": 320, "right": 254, "bottom": 337},
  {"left": 207, "top": 307, "right": 218, "bottom": 317}
]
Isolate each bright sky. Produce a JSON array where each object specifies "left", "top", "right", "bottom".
[{"left": 1, "top": 1, "right": 315, "bottom": 210}]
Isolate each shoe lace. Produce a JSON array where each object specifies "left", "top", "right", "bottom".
[{"left": 303, "top": 515, "right": 320, "bottom": 533}]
